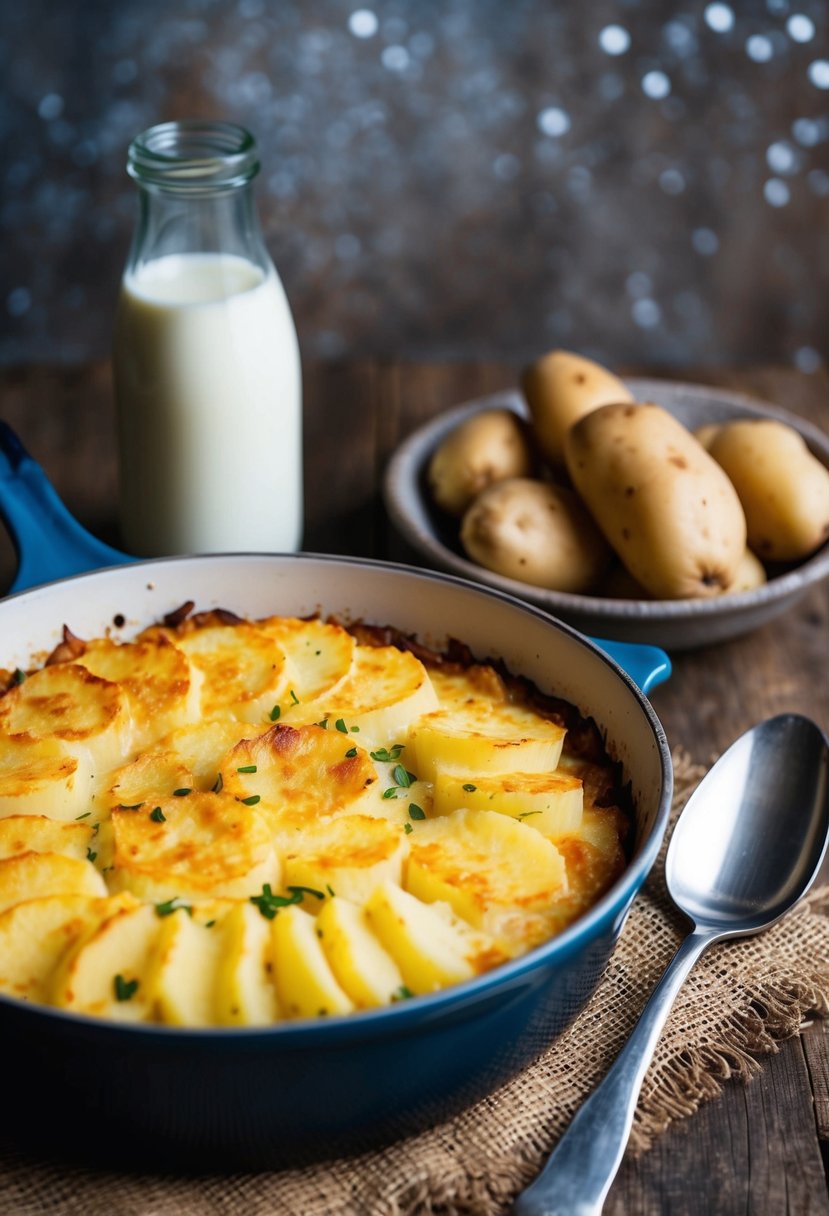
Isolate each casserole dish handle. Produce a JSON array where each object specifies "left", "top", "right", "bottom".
[
  {"left": 0, "top": 420, "right": 134, "bottom": 594},
  {"left": 591, "top": 638, "right": 671, "bottom": 695}
]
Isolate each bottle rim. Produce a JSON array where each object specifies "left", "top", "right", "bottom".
[{"left": 127, "top": 120, "right": 260, "bottom": 191}]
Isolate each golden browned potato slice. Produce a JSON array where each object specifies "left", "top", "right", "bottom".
[
  {"left": 172, "top": 622, "right": 295, "bottom": 724},
  {"left": 219, "top": 723, "right": 385, "bottom": 830},
  {"left": 281, "top": 813, "right": 409, "bottom": 904},
  {"left": 49, "top": 901, "right": 161, "bottom": 1023},
  {"left": 254, "top": 616, "right": 356, "bottom": 702},
  {"left": 0, "top": 814, "right": 95, "bottom": 862},
  {"left": 432, "top": 768, "right": 583, "bottom": 838},
  {"left": 0, "top": 851, "right": 107, "bottom": 915},
  {"left": 271, "top": 904, "right": 354, "bottom": 1018},
  {"left": 315, "top": 895, "right": 404, "bottom": 1009},
  {"left": 0, "top": 663, "right": 131, "bottom": 775},
  {"left": 407, "top": 701, "right": 565, "bottom": 782},
  {"left": 0, "top": 733, "right": 93, "bottom": 821},
  {"left": 283, "top": 645, "right": 439, "bottom": 746},
  {"left": 75, "top": 635, "right": 200, "bottom": 747},
  {"left": 109, "top": 791, "right": 278, "bottom": 902},
  {"left": 0, "top": 892, "right": 136, "bottom": 1003}
]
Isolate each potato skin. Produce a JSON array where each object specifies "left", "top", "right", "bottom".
[
  {"left": 460, "top": 478, "right": 610, "bottom": 592},
  {"left": 565, "top": 403, "right": 747, "bottom": 599},
  {"left": 707, "top": 419, "right": 829, "bottom": 561},
  {"left": 521, "top": 349, "right": 634, "bottom": 468},
  {"left": 428, "top": 409, "right": 532, "bottom": 517}
]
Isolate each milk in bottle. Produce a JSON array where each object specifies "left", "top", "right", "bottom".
[{"left": 112, "top": 121, "right": 302, "bottom": 557}]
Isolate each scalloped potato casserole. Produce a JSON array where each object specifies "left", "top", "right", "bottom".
[{"left": 0, "top": 606, "right": 630, "bottom": 1025}]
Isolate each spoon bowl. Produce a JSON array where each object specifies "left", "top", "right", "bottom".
[
  {"left": 667, "top": 714, "right": 829, "bottom": 935},
  {"left": 514, "top": 713, "right": 829, "bottom": 1216}
]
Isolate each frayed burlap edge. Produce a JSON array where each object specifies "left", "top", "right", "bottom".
[{"left": 0, "top": 748, "right": 827, "bottom": 1216}]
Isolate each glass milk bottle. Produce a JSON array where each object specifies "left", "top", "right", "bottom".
[{"left": 113, "top": 120, "right": 302, "bottom": 556}]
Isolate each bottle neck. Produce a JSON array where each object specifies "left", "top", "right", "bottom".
[{"left": 125, "top": 121, "right": 271, "bottom": 277}]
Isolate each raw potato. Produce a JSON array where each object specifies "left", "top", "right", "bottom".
[
  {"left": 707, "top": 419, "right": 829, "bottom": 561},
  {"left": 565, "top": 403, "right": 747, "bottom": 600},
  {"left": 693, "top": 423, "right": 721, "bottom": 451},
  {"left": 521, "top": 349, "right": 635, "bottom": 467},
  {"left": 428, "top": 409, "right": 532, "bottom": 517},
  {"left": 723, "top": 547, "right": 767, "bottom": 594},
  {"left": 460, "top": 477, "right": 611, "bottom": 592},
  {"left": 598, "top": 546, "right": 766, "bottom": 600}
]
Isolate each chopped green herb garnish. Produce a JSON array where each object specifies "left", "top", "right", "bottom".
[
  {"left": 11, "top": 668, "right": 26, "bottom": 686},
  {"left": 345, "top": 747, "right": 358, "bottom": 758},
  {"left": 326, "top": 884, "right": 335, "bottom": 897},
  {"left": 382, "top": 787, "right": 398, "bottom": 800},
  {"left": 205, "top": 919, "right": 216, "bottom": 928},
  {"left": 155, "top": 897, "right": 193, "bottom": 918},
  {"left": 237, "top": 764, "right": 257, "bottom": 774},
  {"left": 404, "top": 822, "right": 413, "bottom": 835},
  {"left": 408, "top": 803, "right": 426, "bottom": 821},
  {"left": 212, "top": 773, "right": 224, "bottom": 793},
  {"left": 289, "top": 689, "right": 299, "bottom": 705},
  {"left": 114, "top": 974, "right": 139, "bottom": 1002},
  {"left": 250, "top": 883, "right": 325, "bottom": 920},
  {"left": 350, "top": 725, "right": 360, "bottom": 732},
  {"left": 75, "top": 811, "right": 92, "bottom": 820},
  {"left": 518, "top": 810, "right": 542, "bottom": 820},
  {"left": 117, "top": 802, "right": 144, "bottom": 810},
  {"left": 240, "top": 794, "right": 261, "bottom": 806},
  {"left": 150, "top": 806, "right": 166, "bottom": 822},
  {"left": 269, "top": 704, "right": 281, "bottom": 721},
  {"left": 173, "top": 788, "right": 191, "bottom": 797},
  {"left": 335, "top": 718, "right": 348, "bottom": 734},
  {"left": 370, "top": 745, "right": 404, "bottom": 763},
  {"left": 392, "top": 985, "right": 414, "bottom": 1002},
  {"left": 462, "top": 783, "right": 477, "bottom": 793},
  {"left": 86, "top": 848, "right": 97, "bottom": 862},
  {"left": 392, "top": 764, "right": 415, "bottom": 789},
  {"left": 317, "top": 718, "right": 329, "bottom": 729}
]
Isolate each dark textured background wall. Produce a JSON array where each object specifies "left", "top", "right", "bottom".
[{"left": 1, "top": 0, "right": 827, "bottom": 371}]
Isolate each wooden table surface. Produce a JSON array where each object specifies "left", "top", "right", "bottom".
[{"left": 1, "top": 359, "right": 828, "bottom": 1214}]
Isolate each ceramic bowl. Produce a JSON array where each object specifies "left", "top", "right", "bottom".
[
  {"left": 383, "top": 379, "right": 829, "bottom": 650},
  {"left": 0, "top": 553, "right": 672, "bottom": 1171}
]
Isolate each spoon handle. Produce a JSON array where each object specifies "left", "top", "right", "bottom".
[{"left": 512, "top": 928, "right": 712, "bottom": 1216}]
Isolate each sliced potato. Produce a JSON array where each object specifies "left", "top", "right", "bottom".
[
  {"left": 363, "top": 881, "right": 476, "bottom": 993},
  {"left": 214, "top": 901, "right": 277, "bottom": 1026},
  {"left": 281, "top": 813, "right": 409, "bottom": 904},
  {"left": 407, "top": 701, "right": 565, "bottom": 782},
  {"left": 146, "top": 908, "right": 223, "bottom": 1027},
  {"left": 49, "top": 901, "right": 160, "bottom": 1022},
  {"left": 432, "top": 768, "right": 583, "bottom": 838},
  {"left": 0, "top": 734, "right": 93, "bottom": 822},
  {"left": 315, "top": 895, "right": 404, "bottom": 1008},
  {"left": 0, "top": 851, "right": 106, "bottom": 915},
  {"left": 271, "top": 904, "right": 354, "bottom": 1018},
  {"left": 0, "top": 892, "right": 136, "bottom": 1003},
  {"left": 405, "top": 808, "right": 567, "bottom": 937}
]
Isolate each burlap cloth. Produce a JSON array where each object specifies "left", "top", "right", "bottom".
[{"left": 3, "top": 750, "right": 828, "bottom": 1216}]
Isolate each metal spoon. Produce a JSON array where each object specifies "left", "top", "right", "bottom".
[{"left": 513, "top": 712, "right": 829, "bottom": 1216}]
